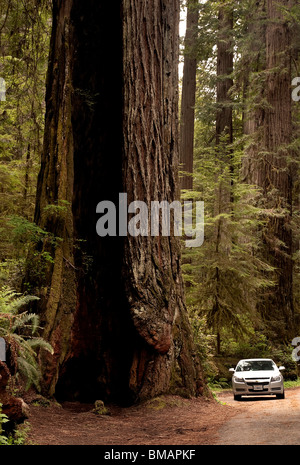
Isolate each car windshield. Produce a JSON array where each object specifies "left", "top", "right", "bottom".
[{"left": 236, "top": 360, "right": 276, "bottom": 372}]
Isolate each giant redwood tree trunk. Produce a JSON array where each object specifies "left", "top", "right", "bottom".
[{"left": 29, "top": 0, "right": 204, "bottom": 404}]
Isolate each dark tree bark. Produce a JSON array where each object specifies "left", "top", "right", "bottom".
[
  {"left": 211, "top": 6, "right": 234, "bottom": 353},
  {"left": 179, "top": 0, "right": 199, "bottom": 191},
  {"left": 216, "top": 7, "right": 233, "bottom": 146},
  {"left": 28, "top": 0, "right": 204, "bottom": 404},
  {"left": 260, "top": 0, "right": 295, "bottom": 339},
  {"left": 32, "top": 0, "right": 77, "bottom": 395}
]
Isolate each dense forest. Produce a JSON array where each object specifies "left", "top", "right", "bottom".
[{"left": 0, "top": 0, "right": 299, "bottom": 440}]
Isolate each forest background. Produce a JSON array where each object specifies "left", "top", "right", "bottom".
[{"left": 0, "top": 0, "right": 299, "bottom": 402}]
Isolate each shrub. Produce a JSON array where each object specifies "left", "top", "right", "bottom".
[
  {"left": 0, "top": 404, "right": 9, "bottom": 445},
  {"left": 0, "top": 287, "right": 53, "bottom": 391}
]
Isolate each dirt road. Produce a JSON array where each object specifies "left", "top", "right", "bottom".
[
  {"left": 26, "top": 395, "right": 235, "bottom": 445},
  {"left": 215, "top": 387, "right": 300, "bottom": 445},
  {"left": 25, "top": 388, "right": 300, "bottom": 446}
]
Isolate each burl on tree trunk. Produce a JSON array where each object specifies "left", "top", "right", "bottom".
[{"left": 26, "top": 0, "right": 204, "bottom": 404}]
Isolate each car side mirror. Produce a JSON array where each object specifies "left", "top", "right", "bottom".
[
  {"left": 229, "top": 368, "right": 235, "bottom": 372},
  {"left": 279, "top": 366, "right": 285, "bottom": 371}
]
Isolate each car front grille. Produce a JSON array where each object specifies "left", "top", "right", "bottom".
[
  {"left": 244, "top": 378, "right": 270, "bottom": 386},
  {"left": 244, "top": 378, "right": 270, "bottom": 391},
  {"left": 245, "top": 381, "right": 269, "bottom": 386}
]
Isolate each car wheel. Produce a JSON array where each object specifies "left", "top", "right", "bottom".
[
  {"left": 234, "top": 394, "right": 242, "bottom": 401},
  {"left": 276, "top": 391, "right": 285, "bottom": 399}
]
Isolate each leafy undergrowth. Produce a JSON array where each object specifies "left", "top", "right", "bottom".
[{"left": 283, "top": 379, "right": 300, "bottom": 389}]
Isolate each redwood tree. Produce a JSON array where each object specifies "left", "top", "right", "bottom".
[
  {"left": 29, "top": 0, "right": 203, "bottom": 404},
  {"left": 211, "top": 4, "right": 234, "bottom": 353},
  {"left": 260, "top": 0, "right": 295, "bottom": 339},
  {"left": 216, "top": 5, "right": 233, "bottom": 147},
  {"left": 243, "top": 0, "right": 295, "bottom": 340},
  {"left": 179, "top": 0, "right": 199, "bottom": 190}
]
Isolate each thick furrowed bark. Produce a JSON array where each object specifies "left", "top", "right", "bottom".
[{"left": 28, "top": 0, "right": 204, "bottom": 404}]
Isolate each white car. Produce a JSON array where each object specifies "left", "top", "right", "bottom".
[{"left": 229, "top": 358, "right": 285, "bottom": 401}]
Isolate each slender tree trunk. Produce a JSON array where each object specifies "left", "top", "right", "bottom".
[
  {"left": 28, "top": 0, "right": 204, "bottom": 404},
  {"left": 242, "top": 0, "right": 266, "bottom": 186},
  {"left": 210, "top": 6, "right": 234, "bottom": 346},
  {"left": 23, "top": 143, "right": 31, "bottom": 208},
  {"left": 216, "top": 7, "right": 233, "bottom": 146},
  {"left": 215, "top": 5, "right": 234, "bottom": 212},
  {"left": 242, "top": 0, "right": 266, "bottom": 144},
  {"left": 179, "top": 0, "right": 199, "bottom": 191}
]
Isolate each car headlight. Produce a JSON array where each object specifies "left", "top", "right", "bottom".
[
  {"left": 271, "top": 375, "right": 281, "bottom": 382},
  {"left": 233, "top": 376, "right": 244, "bottom": 383}
]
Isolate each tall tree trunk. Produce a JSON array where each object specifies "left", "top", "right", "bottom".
[
  {"left": 23, "top": 143, "right": 31, "bottom": 211},
  {"left": 32, "top": 0, "right": 77, "bottom": 396},
  {"left": 260, "top": 0, "right": 294, "bottom": 339},
  {"left": 211, "top": 6, "right": 234, "bottom": 346},
  {"left": 215, "top": 5, "right": 234, "bottom": 208},
  {"left": 28, "top": 0, "right": 204, "bottom": 404},
  {"left": 242, "top": 0, "right": 266, "bottom": 151},
  {"left": 242, "top": 0, "right": 295, "bottom": 341},
  {"left": 179, "top": 0, "right": 199, "bottom": 191},
  {"left": 216, "top": 7, "right": 233, "bottom": 146},
  {"left": 122, "top": 0, "right": 203, "bottom": 401}
]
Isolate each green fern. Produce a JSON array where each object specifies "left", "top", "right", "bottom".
[
  {"left": 0, "top": 287, "right": 53, "bottom": 391},
  {"left": 0, "top": 403, "right": 9, "bottom": 445}
]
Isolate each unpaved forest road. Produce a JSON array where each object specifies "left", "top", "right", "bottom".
[
  {"left": 26, "top": 388, "right": 300, "bottom": 446},
  {"left": 215, "top": 387, "right": 300, "bottom": 445}
]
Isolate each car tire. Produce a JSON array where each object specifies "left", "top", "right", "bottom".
[
  {"left": 276, "top": 391, "right": 285, "bottom": 399},
  {"left": 234, "top": 394, "right": 242, "bottom": 401}
]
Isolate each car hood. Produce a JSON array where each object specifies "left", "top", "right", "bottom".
[{"left": 235, "top": 370, "right": 278, "bottom": 378}]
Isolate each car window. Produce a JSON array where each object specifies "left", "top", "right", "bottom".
[{"left": 236, "top": 360, "right": 275, "bottom": 371}]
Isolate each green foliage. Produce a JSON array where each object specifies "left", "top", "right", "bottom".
[
  {"left": 0, "top": 404, "right": 10, "bottom": 445},
  {"left": 0, "top": 0, "right": 52, "bottom": 282},
  {"left": 181, "top": 0, "right": 300, "bottom": 357},
  {"left": 182, "top": 146, "right": 275, "bottom": 346},
  {"left": 2, "top": 216, "right": 48, "bottom": 260},
  {"left": 0, "top": 0, "right": 50, "bottom": 204},
  {"left": 42, "top": 201, "right": 71, "bottom": 220},
  {"left": 220, "top": 332, "right": 271, "bottom": 359},
  {"left": 0, "top": 403, "right": 30, "bottom": 445},
  {"left": 0, "top": 287, "right": 53, "bottom": 391},
  {"left": 188, "top": 307, "right": 217, "bottom": 377}
]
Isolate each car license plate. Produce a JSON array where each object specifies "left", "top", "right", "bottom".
[{"left": 253, "top": 385, "right": 263, "bottom": 390}]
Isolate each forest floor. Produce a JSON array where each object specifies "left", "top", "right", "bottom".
[
  {"left": 25, "top": 393, "right": 235, "bottom": 446},
  {"left": 24, "top": 387, "right": 300, "bottom": 446}
]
